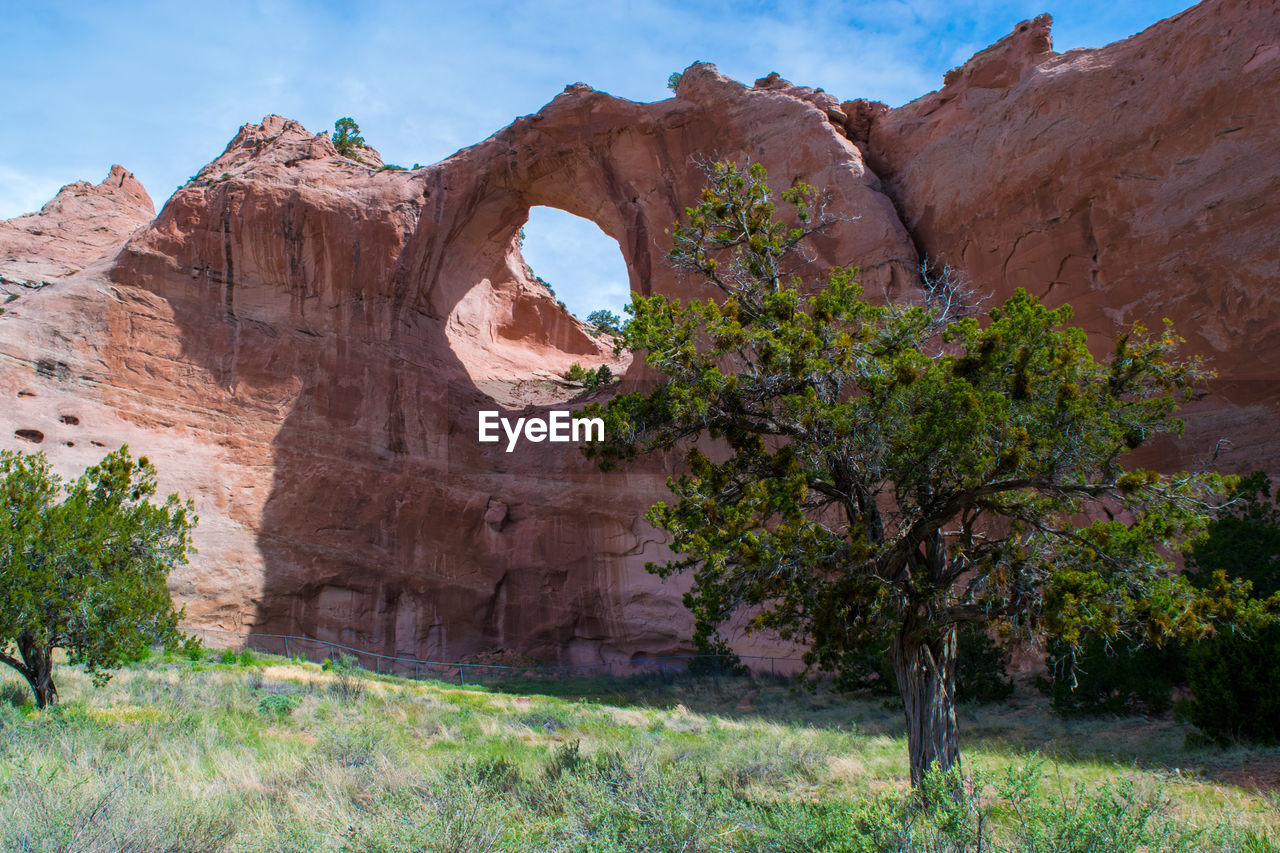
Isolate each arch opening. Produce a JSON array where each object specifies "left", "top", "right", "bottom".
[
  {"left": 520, "top": 206, "right": 632, "bottom": 323},
  {"left": 444, "top": 205, "right": 632, "bottom": 408}
]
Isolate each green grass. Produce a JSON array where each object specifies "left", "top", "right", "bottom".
[{"left": 0, "top": 651, "right": 1276, "bottom": 851}]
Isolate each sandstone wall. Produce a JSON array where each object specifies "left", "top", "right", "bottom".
[{"left": 0, "top": 0, "right": 1275, "bottom": 663}]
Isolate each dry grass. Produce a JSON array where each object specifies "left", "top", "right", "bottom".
[{"left": 0, "top": 651, "right": 1275, "bottom": 851}]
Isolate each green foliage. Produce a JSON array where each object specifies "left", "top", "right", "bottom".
[
  {"left": 333, "top": 117, "right": 365, "bottom": 159},
  {"left": 0, "top": 447, "right": 196, "bottom": 708},
  {"left": 955, "top": 626, "right": 1014, "bottom": 705},
  {"left": 586, "top": 308, "right": 625, "bottom": 336},
  {"left": 667, "top": 71, "right": 682, "bottom": 92},
  {"left": 586, "top": 160, "right": 1239, "bottom": 782},
  {"left": 1187, "top": 471, "right": 1280, "bottom": 598},
  {"left": 1039, "top": 634, "right": 1182, "bottom": 717},
  {"left": 326, "top": 653, "right": 365, "bottom": 703},
  {"left": 1184, "top": 620, "right": 1280, "bottom": 745},
  {"left": 257, "top": 692, "right": 300, "bottom": 718},
  {"left": 237, "top": 647, "right": 255, "bottom": 667},
  {"left": 564, "top": 362, "right": 616, "bottom": 392},
  {"left": 1173, "top": 472, "right": 1280, "bottom": 743},
  {"left": 0, "top": 651, "right": 1274, "bottom": 851},
  {"left": 837, "top": 625, "right": 1012, "bottom": 704},
  {"left": 0, "top": 680, "right": 28, "bottom": 708}
]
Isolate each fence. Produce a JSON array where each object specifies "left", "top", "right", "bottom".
[{"left": 187, "top": 626, "right": 804, "bottom": 688}]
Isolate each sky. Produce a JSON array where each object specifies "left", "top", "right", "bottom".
[{"left": 2, "top": 0, "right": 1195, "bottom": 318}]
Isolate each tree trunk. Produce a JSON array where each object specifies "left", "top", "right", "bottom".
[
  {"left": 891, "top": 622, "right": 960, "bottom": 789},
  {"left": 18, "top": 634, "right": 57, "bottom": 709}
]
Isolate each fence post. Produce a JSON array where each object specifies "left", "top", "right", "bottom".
[
  {"left": 284, "top": 637, "right": 290, "bottom": 659},
  {"left": 460, "top": 664, "right": 466, "bottom": 687}
]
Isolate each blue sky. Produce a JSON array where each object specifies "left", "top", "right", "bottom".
[{"left": 2, "top": 0, "right": 1194, "bottom": 317}]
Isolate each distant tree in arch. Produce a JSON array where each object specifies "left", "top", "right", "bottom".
[{"left": 586, "top": 309, "right": 624, "bottom": 336}]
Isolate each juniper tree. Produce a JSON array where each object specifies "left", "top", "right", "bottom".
[
  {"left": 333, "top": 117, "right": 365, "bottom": 159},
  {"left": 0, "top": 448, "right": 196, "bottom": 708},
  {"left": 587, "top": 161, "right": 1256, "bottom": 786}
]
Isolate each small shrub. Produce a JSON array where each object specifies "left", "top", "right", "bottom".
[
  {"left": 258, "top": 693, "right": 300, "bottom": 718},
  {"left": 667, "top": 71, "right": 682, "bottom": 92},
  {"left": 1185, "top": 471, "right": 1280, "bottom": 598},
  {"left": 564, "top": 363, "right": 616, "bottom": 392},
  {"left": 465, "top": 757, "right": 522, "bottom": 793},
  {"left": 1039, "top": 635, "right": 1182, "bottom": 717},
  {"left": 543, "top": 739, "right": 585, "bottom": 781},
  {"left": 955, "top": 625, "right": 1014, "bottom": 705},
  {"left": 0, "top": 681, "right": 29, "bottom": 708},
  {"left": 1184, "top": 621, "right": 1280, "bottom": 745},
  {"left": 237, "top": 647, "right": 255, "bottom": 667},
  {"left": 218, "top": 649, "right": 237, "bottom": 665},
  {"left": 835, "top": 625, "right": 1013, "bottom": 704},
  {"left": 328, "top": 653, "right": 366, "bottom": 704}
]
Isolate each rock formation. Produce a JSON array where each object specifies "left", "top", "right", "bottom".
[
  {"left": 864, "top": 0, "right": 1280, "bottom": 476},
  {"left": 0, "top": 0, "right": 1276, "bottom": 664}
]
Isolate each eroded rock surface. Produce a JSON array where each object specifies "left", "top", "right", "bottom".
[
  {"left": 865, "top": 0, "right": 1280, "bottom": 475},
  {"left": 0, "top": 73, "right": 913, "bottom": 663},
  {"left": 0, "top": 0, "right": 1276, "bottom": 663}
]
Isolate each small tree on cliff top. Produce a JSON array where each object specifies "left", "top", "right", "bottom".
[
  {"left": 0, "top": 448, "right": 197, "bottom": 708},
  {"left": 586, "top": 161, "right": 1267, "bottom": 787},
  {"left": 333, "top": 117, "right": 365, "bottom": 159}
]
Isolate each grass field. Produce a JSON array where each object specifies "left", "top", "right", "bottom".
[{"left": 0, "top": 650, "right": 1277, "bottom": 851}]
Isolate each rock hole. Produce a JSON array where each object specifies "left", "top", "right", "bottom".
[
  {"left": 447, "top": 205, "right": 633, "bottom": 408},
  {"left": 520, "top": 207, "right": 631, "bottom": 320},
  {"left": 63, "top": 441, "right": 75, "bottom": 447},
  {"left": 90, "top": 440, "right": 105, "bottom": 447},
  {"left": 17, "top": 390, "right": 35, "bottom": 397},
  {"left": 14, "top": 429, "right": 44, "bottom": 443},
  {"left": 59, "top": 414, "right": 80, "bottom": 425}
]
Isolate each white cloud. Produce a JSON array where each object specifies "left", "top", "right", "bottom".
[{"left": 0, "top": 167, "right": 69, "bottom": 220}]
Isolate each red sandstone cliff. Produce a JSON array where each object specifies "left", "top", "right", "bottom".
[
  {"left": 863, "top": 0, "right": 1280, "bottom": 476},
  {"left": 0, "top": 0, "right": 1276, "bottom": 663}
]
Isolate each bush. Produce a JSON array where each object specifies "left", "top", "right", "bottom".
[
  {"left": 1186, "top": 471, "right": 1280, "bottom": 598},
  {"left": 257, "top": 693, "right": 300, "bottom": 718},
  {"left": 836, "top": 625, "right": 1013, "bottom": 705},
  {"left": 564, "top": 363, "right": 616, "bottom": 392},
  {"left": 1178, "top": 471, "right": 1280, "bottom": 744},
  {"left": 1039, "top": 635, "right": 1182, "bottom": 717},
  {"left": 327, "top": 653, "right": 366, "bottom": 704},
  {"left": 955, "top": 625, "right": 1014, "bottom": 705},
  {"left": 1183, "top": 621, "right": 1280, "bottom": 745},
  {"left": 0, "top": 680, "right": 29, "bottom": 709}
]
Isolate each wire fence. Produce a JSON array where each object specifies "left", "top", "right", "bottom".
[{"left": 188, "top": 626, "right": 805, "bottom": 688}]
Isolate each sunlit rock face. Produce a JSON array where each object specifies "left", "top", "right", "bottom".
[
  {"left": 0, "top": 0, "right": 1275, "bottom": 663},
  {"left": 863, "top": 0, "right": 1280, "bottom": 479}
]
